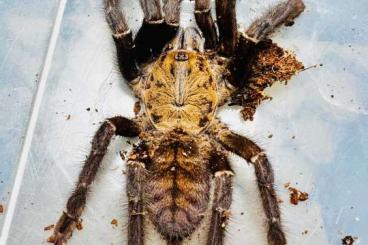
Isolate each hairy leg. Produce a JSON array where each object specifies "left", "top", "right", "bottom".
[
  {"left": 207, "top": 152, "right": 233, "bottom": 245},
  {"left": 50, "top": 117, "right": 140, "bottom": 244},
  {"left": 135, "top": 0, "right": 181, "bottom": 63},
  {"left": 126, "top": 143, "right": 149, "bottom": 245},
  {"left": 208, "top": 121, "right": 286, "bottom": 245},
  {"left": 245, "top": 0, "right": 305, "bottom": 43},
  {"left": 215, "top": 0, "right": 237, "bottom": 56},
  {"left": 104, "top": 0, "right": 140, "bottom": 82},
  {"left": 163, "top": 0, "right": 182, "bottom": 26},
  {"left": 194, "top": 0, "right": 217, "bottom": 50},
  {"left": 230, "top": 0, "right": 305, "bottom": 88}
]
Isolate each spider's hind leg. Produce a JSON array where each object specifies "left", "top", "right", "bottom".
[
  {"left": 135, "top": 0, "right": 181, "bottom": 63},
  {"left": 209, "top": 122, "right": 286, "bottom": 245},
  {"left": 206, "top": 151, "right": 234, "bottom": 245},
  {"left": 50, "top": 116, "right": 140, "bottom": 245},
  {"left": 125, "top": 143, "right": 150, "bottom": 245}
]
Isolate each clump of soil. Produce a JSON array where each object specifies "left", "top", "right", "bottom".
[
  {"left": 111, "top": 218, "right": 118, "bottom": 227},
  {"left": 230, "top": 40, "right": 304, "bottom": 121},
  {"left": 342, "top": 235, "right": 355, "bottom": 245},
  {"left": 0, "top": 204, "right": 3, "bottom": 214},
  {"left": 285, "top": 184, "right": 309, "bottom": 205}
]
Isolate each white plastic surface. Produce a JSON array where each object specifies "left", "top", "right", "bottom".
[{"left": 0, "top": 0, "right": 367, "bottom": 244}]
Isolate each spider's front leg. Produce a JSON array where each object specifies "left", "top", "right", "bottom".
[
  {"left": 104, "top": 0, "right": 141, "bottom": 82},
  {"left": 231, "top": 0, "right": 305, "bottom": 87},
  {"left": 209, "top": 121, "right": 286, "bottom": 245},
  {"left": 50, "top": 117, "right": 140, "bottom": 245},
  {"left": 135, "top": 0, "right": 181, "bottom": 63},
  {"left": 245, "top": 0, "right": 305, "bottom": 44},
  {"left": 216, "top": 0, "right": 237, "bottom": 56},
  {"left": 194, "top": 0, "right": 218, "bottom": 50}
]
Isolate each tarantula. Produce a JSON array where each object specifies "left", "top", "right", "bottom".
[{"left": 50, "top": 0, "right": 305, "bottom": 244}]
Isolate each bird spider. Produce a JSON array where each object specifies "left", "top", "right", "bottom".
[{"left": 50, "top": 0, "right": 305, "bottom": 244}]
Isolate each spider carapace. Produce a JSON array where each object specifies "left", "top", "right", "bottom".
[
  {"left": 50, "top": 0, "right": 305, "bottom": 245},
  {"left": 145, "top": 44, "right": 219, "bottom": 133}
]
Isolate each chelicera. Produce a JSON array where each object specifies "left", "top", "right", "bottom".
[{"left": 50, "top": 0, "right": 305, "bottom": 244}]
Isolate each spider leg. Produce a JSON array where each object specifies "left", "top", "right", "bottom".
[
  {"left": 104, "top": 0, "right": 140, "bottom": 82},
  {"left": 126, "top": 143, "right": 149, "bottom": 245},
  {"left": 215, "top": 0, "right": 237, "bottom": 56},
  {"left": 207, "top": 152, "right": 233, "bottom": 245},
  {"left": 245, "top": 0, "right": 305, "bottom": 43},
  {"left": 194, "top": 0, "right": 218, "bottom": 50},
  {"left": 50, "top": 116, "right": 140, "bottom": 245},
  {"left": 163, "top": 0, "right": 182, "bottom": 26},
  {"left": 230, "top": 0, "right": 305, "bottom": 88},
  {"left": 135, "top": 0, "right": 181, "bottom": 63},
  {"left": 208, "top": 121, "right": 286, "bottom": 245}
]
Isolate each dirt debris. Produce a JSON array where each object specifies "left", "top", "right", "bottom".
[
  {"left": 342, "top": 236, "right": 355, "bottom": 245},
  {"left": 230, "top": 40, "right": 304, "bottom": 121},
  {"left": 111, "top": 218, "right": 118, "bottom": 227},
  {"left": 287, "top": 186, "right": 309, "bottom": 205},
  {"left": 0, "top": 204, "right": 3, "bottom": 214}
]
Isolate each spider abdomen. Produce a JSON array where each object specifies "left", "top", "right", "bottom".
[{"left": 144, "top": 131, "right": 212, "bottom": 242}]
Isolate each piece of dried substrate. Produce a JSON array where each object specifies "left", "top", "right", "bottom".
[
  {"left": 342, "top": 235, "right": 355, "bottom": 245},
  {"left": 230, "top": 39, "right": 304, "bottom": 121},
  {"left": 111, "top": 218, "right": 118, "bottom": 228},
  {"left": 288, "top": 186, "right": 309, "bottom": 205}
]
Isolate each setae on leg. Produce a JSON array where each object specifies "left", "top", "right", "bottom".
[
  {"left": 104, "top": 0, "right": 141, "bottom": 82},
  {"left": 209, "top": 121, "right": 286, "bottom": 245},
  {"left": 50, "top": 117, "right": 140, "bottom": 245},
  {"left": 126, "top": 143, "right": 149, "bottom": 245},
  {"left": 207, "top": 152, "right": 233, "bottom": 245}
]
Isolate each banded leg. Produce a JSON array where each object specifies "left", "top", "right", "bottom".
[
  {"left": 104, "top": 0, "right": 140, "bottom": 82},
  {"left": 135, "top": 0, "right": 181, "bottom": 63},
  {"left": 215, "top": 0, "right": 237, "bottom": 56},
  {"left": 209, "top": 122, "right": 286, "bottom": 245},
  {"left": 195, "top": 0, "right": 218, "bottom": 50},
  {"left": 126, "top": 143, "right": 149, "bottom": 245},
  {"left": 50, "top": 117, "right": 140, "bottom": 245},
  {"left": 207, "top": 153, "right": 233, "bottom": 245},
  {"left": 245, "top": 0, "right": 305, "bottom": 43}
]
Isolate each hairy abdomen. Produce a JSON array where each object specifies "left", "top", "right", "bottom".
[{"left": 144, "top": 135, "right": 211, "bottom": 242}]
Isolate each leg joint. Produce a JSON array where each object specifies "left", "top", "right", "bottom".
[
  {"left": 250, "top": 151, "right": 266, "bottom": 164},
  {"left": 214, "top": 170, "right": 234, "bottom": 178},
  {"left": 63, "top": 211, "right": 78, "bottom": 221}
]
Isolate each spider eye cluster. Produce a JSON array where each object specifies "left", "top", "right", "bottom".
[{"left": 175, "top": 51, "right": 189, "bottom": 61}]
